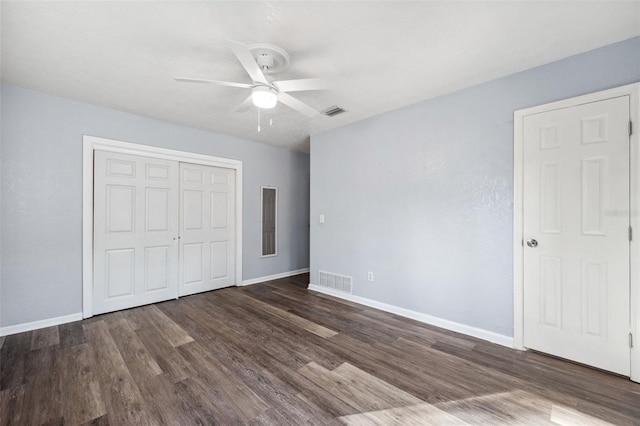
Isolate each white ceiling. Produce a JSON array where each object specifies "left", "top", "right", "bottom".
[{"left": 2, "top": 1, "right": 639, "bottom": 152}]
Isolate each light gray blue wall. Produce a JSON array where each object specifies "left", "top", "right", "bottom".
[
  {"left": 310, "top": 37, "right": 640, "bottom": 338},
  {"left": 1, "top": 85, "right": 310, "bottom": 327}
]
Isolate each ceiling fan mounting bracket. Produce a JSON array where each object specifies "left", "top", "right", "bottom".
[{"left": 247, "top": 43, "right": 290, "bottom": 74}]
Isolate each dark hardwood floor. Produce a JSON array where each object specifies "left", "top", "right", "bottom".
[{"left": 1, "top": 273, "right": 639, "bottom": 425}]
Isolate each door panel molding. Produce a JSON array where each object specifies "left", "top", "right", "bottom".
[
  {"left": 514, "top": 83, "right": 640, "bottom": 382},
  {"left": 178, "top": 162, "right": 236, "bottom": 296},
  {"left": 83, "top": 135, "right": 243, "bottom": 318},
  {"left": 93, "top": 151, "right": 180, "bottom": 314}
]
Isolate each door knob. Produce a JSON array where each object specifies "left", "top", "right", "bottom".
[{"left": 526, "top": 239, "right": 538, "bottom": 248}]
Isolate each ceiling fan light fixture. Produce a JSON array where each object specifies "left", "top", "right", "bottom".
[{"left": 252, "top": 86, "right": 278, "bottom": 109}]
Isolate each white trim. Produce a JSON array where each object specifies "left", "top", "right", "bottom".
[
  {"left": 0, "top": 313, "right": 83, "bottom": 336},
  {"left": 242, "top": 268, "right": 309, "bottom": 286},
  {"left": 308, "top": 284, "right": 514, "bottom": 348},
  {"left": 513, "top": 105, "right": 525, "bottom": 350},
  {"left": 632, "top": 85, "right": 640, "bottom": 383},
  {"left": 82, "top": 135, "right": 244, "bottom": 319},
  {"left": 513, "top": 83, "right": 640, "bottom": 382},
  {"left": 260, "top": 186, "right": 278, "bottom": 257}
]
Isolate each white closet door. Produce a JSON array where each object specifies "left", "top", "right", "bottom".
[
  {"left": 179, "top": 163, "right": 236, "bottom": 296},
  {"left": 93, "top": 151, "right": 179, "bottom": 315},
  {"left": 523, "top": 96, "right": 630, "bottom": 375}
]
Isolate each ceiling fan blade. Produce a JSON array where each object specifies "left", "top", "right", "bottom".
[
  {"left": 277, "top": 93, "right": 320, "bottom": 118},
  {"left": 174, "top": 77, "right": 252, "bottom": 89},
  {"left": 273, "top": 78, "right": 330, "bottom": 93},
  {"left": 228, "top": 41, "right": 268, "bottom": 85},
  {"left": 235, "top": 95, "right": 254, "bottom": 113}
]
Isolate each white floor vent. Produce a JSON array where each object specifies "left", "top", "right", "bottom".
[{"left": 318, "top": 271, "right": 353, "bottom": 294}]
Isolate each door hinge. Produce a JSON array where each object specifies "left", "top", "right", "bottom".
[
  {"left": 630, "top": 121, "right": 633, "bottom": 136},
  {"left": 630, "top": 333, "right": 634, "bottom": 349},
  {"left": 630, "top": 226, "right": 633, "bottom": 242}
]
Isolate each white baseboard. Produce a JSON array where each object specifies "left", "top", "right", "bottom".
[
  {"left": 308, "top": 284, "right": 514, "bottom": 348},
  {"left": 242, "top": 268, "right": 310, "bottom": 286},
  {"left": 0, "top": 312, "right": 84, "bottom": 336}
]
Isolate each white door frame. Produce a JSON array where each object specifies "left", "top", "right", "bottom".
[
  {"left": 513, "top": 83, "right": 640, "bottom": 382},
  {"left": 82, "top": 135, "right": 243, "bottom": 319}
]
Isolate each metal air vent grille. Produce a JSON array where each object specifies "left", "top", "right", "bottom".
[
  {"left": 322, "top": 106, "right": 347, "bottom": 117},
  {"left": 318, "top": 271, "right": 352, "bottom": 294}
]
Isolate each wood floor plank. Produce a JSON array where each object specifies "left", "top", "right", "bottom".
[
  {"left": 227, "top": 290, "right": 338, "bottom": 338},
  {"left": 119, "top": 309, "right": 145, "bottom": 331},
  {"left": 30, "top": 326, "right": 60, "bottom": 350},
  {"left": 161, "top": 302, "right": 344, "bottom": 424},
  {"left": 80, "top": 414, "right": 110, "bottom": 426},
  {"left": 134, "top": 372, "right": 198, "bottom": 425},
  {"left": 173, "top": 376, "right": 243, "bottom": 424},
  {"left": 133, "top": 325, "right": 197, "bottom": 384},
  {"left": 163, "top": 298, "right": 355, "bottom": 419},
  {"left": 207, "top": 354, "right": 342, "bottom": 425},
  {"left": 83, "top": 321, "right": 156, "bottom": 425},
  {"left": 178, "top": 341, "right": 270, "bottom": 422},
  {"left": 0, "top": 332, "right": 31, "bottom": 391},
  {"left": 248, "top": 406, "right": 301, "bottom": 426},
  {"left": 108, "top": 318, "right": 162, "bottom": 380},
  {"left": 58, "top": 343, "right": 106, "bottom": 425},
  {"left": 572, "top": 401, "right": 640, "bottom": 426},
  {"left": 431, "top": 338, "right": 640, "bottom": 421},
  {"left": 299, "top": 361, "right": 405, "bottom": 414},
  {"left": 59, "top": 321, "right": 87, "bottom": 348},
  {"left": 178, "top": 294, "right": 318, "bottom": 370},
  {"left": 332, "top": 362, "right": 424, "bottom": 408},
  {"left": 288, "top": 306, "right": 398, "bottom": 345},
  {"left": 551, "top": 405, "right": 613, "bottom": 426},
  {"left": 194, "top": 292, "right": 346, "bottom": 369},
  {"left": 0, "top": 387, "right": 25, "bottom": 425},
  {"left": 378, "top": 337, "right": 516, "bottom": 395},
  {"left": 141, "top": 305, "right": 194, "bottom": 347},
  {"left": 41, "top": 416, "right": 65, "bottom": 425},
  {"left": 20, "top": 346, "right": 62, "bottom": 425},
  {"left": 1, "top": 273, "right": 638, "bottom": 424},
  {"left": 325, "top": 332, "right": 479, "bottom": 403},
  {"left": 339, "top": 402, "right": 470, "bottom": 426},
  {"left": 293, "top": 391, "right": 351, "bottom": 423},
  {"left": 434, "top": 390, "right": 555, "bottom": 425}
]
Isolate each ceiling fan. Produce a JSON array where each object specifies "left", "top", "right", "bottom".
[{"left": 175, "top": 41, "right": 330, "bottom": 117}]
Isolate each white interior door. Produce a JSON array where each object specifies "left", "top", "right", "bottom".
[
  {"left": 180, "top": 163, "right": 236, "bottom": 296},
  {"left": 523, "top": 96, "right": 631, "bottom": 375},
  {"left": 93, "top": 151, "right": 179, "bottom": 315}
]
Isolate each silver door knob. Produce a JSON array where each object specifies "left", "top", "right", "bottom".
[{"left": 527, "top": 239, "right": 538, "bottom": 248}]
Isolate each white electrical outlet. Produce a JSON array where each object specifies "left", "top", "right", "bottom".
[
  {"left": 319, "top": 214, "right": 325, "bottom": 224},
  {"left": 367, "top": 271, "right": 374, "bottom": 282}
]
